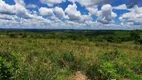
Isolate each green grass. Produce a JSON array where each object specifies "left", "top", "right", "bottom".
[{"left": 0, "top": 30, "right": 142, "bottom": 80}]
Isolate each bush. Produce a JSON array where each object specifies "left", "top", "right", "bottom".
[
  {"left": 98, "top": 62, "right": 120, "bottom": 79},
  {"left": 86, "top": 49, "right": 140, "bottom": 80},
  {"left": 136, "top": 39, "right": 142, "bottom": 44},
  {"left": 0, "top": 57, "right": 12, "bottom": 80},
  {"left": 130, "top": 31, "right": 141, "bottom": 41},
  {"left": 0, "top": 52, "right": 19, "bottom": 80},
  {"left": 57, "top": 52, "right": 89, "bottom": 72},
  {"left": 99, "top": 49, "right": 121, "bottom": 62}
]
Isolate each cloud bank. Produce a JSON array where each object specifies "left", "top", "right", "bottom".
[{"left": 0, "top": 0, "right": 142, "bottom": 29}]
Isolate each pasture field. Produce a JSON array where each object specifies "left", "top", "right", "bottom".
[{"left": 0, "top": 30, "right": 142, "bottom": 80}]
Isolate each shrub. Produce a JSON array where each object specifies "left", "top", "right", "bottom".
[
  {"left": 58, "top": 52, "right": 89, "bottom": 72},
  {"left": 0, "top": 52, "right": 19, "bottom": 80},
  {"left": 9, "top": 33, "right": 17, "bottom": 38},
  {"left": 99, "top": 49, "right": 121, "bottom": 62},
  {"left": 98, "top": 62, "right": 120, "bottom": 79},
  {"left": 0, "top": 57, "right": 12, "bottom": 80},
  {"left": 136, "top": 39, "right": 142, "bottom": 44},
  {"left": 86, "top": 49, "right": 140, "bottom": 80},
  {"left": 130, "top": 31, "right": 141, "bottom": 41}
]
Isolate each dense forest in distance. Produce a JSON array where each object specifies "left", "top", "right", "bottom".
[
  {"left": 0, "top": 30, "right": 142, "bottom": 80},
  {"left": 0, "top": 30, "right": 142, "bottom": 44}
]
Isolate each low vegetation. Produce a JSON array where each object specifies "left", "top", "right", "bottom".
[{"left": 0, "top": 30, "right": 141, "bottom": 80}]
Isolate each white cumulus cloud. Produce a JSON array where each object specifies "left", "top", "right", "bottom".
[
  {"left": 119, "top": 6, "right": 142, "bottom": 25},
  {"left": 113, "top": 4, "right": 128, "bottom": 10},
  {"left": 69, "top": 0, "right": 112, "bottom": 16},
  {"left": 40, "top": 0, "right": 65, "bottom": 6},
  {"left": 97, "top": 4, "right": 117, "bottom": 24},
  {"left": 54, "top": 7, "right": 69, "bottom": 19},
  {"left": 65, "top": 3, "right": 92, "bottom": 22},
  {"left": 39, "top": 7, "right": 54, "bottom": 17}
]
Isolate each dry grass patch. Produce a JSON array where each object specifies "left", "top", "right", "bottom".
[{"left": 68, "top": 71, "right": 89, "bottom": 80}]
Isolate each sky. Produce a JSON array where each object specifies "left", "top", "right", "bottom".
[{"left": 0, "top": 0, "right": 142, "bottom": 29}]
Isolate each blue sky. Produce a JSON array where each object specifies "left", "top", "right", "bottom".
[{"left": 0, "top": 0, "right": 142, "bottom": 29}]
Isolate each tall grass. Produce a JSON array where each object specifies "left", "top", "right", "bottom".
[{"left": 0, "top": 31, "right": 141, "bottom": 80}]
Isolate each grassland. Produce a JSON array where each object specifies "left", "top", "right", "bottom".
[{"left": 0, "top": 30, "right": 142, "bottom": 80}]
